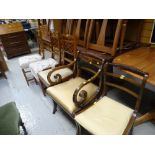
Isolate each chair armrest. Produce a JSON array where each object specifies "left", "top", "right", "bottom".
[
  {"left": 47, "top": 60, "right": 76, "bottom": 86},
  {"left": 73, "top": 67, "right": 103, "bottom": 112}
]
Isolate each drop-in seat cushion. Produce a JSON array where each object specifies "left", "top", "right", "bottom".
[
  {"left": 0, "top": 102, "right": 21, "bottom": 135},
  {"left": 29, "top": 58, "right": 58, "bottom": 81},
  {"left": 75, "top": 96, "right": 134, "bottom": 135},
  {"left": 38, "top": 68, "right": 73, "bottom": 87},
  {"left": 18, "top": 54, "right": 42, "bottom": 69},
  {"left": 46, "top": 77, "right": 98, "bottom": 114}
]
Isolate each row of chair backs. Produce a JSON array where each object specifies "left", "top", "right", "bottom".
[
  {"left": 62, "top": 19, "right": 123, "bottom": 56},
  {"left": 103, "top": 63, "right": 148, "bottom": 111}
]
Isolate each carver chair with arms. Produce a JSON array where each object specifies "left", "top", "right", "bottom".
[
  {"left": 46, "top": 50, "right": 105, "bottom": 119},
  {"left": 37, "top": 34, "right": 75, "bottom": 95},
  {"left": 74, "top": 62, "right": 148, "bottom": 135}
]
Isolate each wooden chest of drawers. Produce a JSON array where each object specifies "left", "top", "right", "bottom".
[{"left": 0, "top": 22, "right": 30, "bottom": 59}]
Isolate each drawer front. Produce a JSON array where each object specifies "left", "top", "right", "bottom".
[
  {"left": 2, "top": 39, "right": 28, "bottom": 48},
  {"left": 80, "top": 54, "right": 102, "bottom": 66},
  {"left": 1, "top": 32, "right": 28, "bottom": 44},
  {"left": 5, "top": 45, "right": 30, "bottom": 58}
]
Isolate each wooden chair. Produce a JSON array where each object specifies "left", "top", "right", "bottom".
[
  {"left": 37, "top": 34, "right": 75, "bottom": 96},
  {"left": 74, "top": 19, "right": 90, "bottom": 48},
  {"left": 74, "top": 62, "right": 148, "bottom": 135},
  {"left": 29, "top": 31, "right": 59, "bottom": 84},
  {"left": 18, "top": 20, "right": 50, "bottom": 86},
  {"left": 86, "top": 19, "right": 123, "bottom": 57},
  {"left": 37, "top": 24, "right": 51, "bottom": 58},
  {"left": 46, "top": 50, "right": 105, "bottom": 118}
]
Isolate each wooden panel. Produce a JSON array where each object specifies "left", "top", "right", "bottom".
[
  {"left": 144, "top": 19, "right": 154, "bottom": 23},
  {"left": 141, "top": 30, "right": 152, "bottom": 38},
  {"left": 140, "top": 20, "right": 154, "bottom": 43},
  {"left": 143, "top": 22, "right": 154, "bottom": 31}
]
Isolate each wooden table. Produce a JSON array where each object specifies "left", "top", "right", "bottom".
[{"left": 113, "top": 47, "right": 155, "bottom": 125}]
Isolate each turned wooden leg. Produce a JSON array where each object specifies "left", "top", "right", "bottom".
[
  {"left": 135, "top": 111, "right": 155, "bottom": 126},
  {"left": 53, "top": 101, "right": 57, "bottom": 114},
  {"left": 20, "top": 121, "right": 28, "bottom": 135}
]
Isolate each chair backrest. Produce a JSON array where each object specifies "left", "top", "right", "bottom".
[
  {"left": 75, "top": 51, "right": 105, "bottom": 81},
  {"left": 38, "top": 19, "right": 47, "bottom": 27},
  {"left": 103, "top": 62, "right": 149, "bottom": 111},
  {"left": 60, "top": 34, "right": 77, "bottom": 65},
  {"left": 86, "top": 19, "right": 123, "bottom": 56},
  {"left": 74, "top": 19, "right": 90, "bottom": 47},
  {"left": 39, "top": 24, "right": 49, "bottom": 39},
  {"left": 60, "top": 19, "right": 74, "bottom": 34},
  {"left": 49, "top": 31, "right": 61, "bottom": 64}
]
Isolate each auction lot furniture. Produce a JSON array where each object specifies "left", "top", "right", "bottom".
[
  {"left": 0, "top": 22, "right": 30, "bottom": 59},
  {"left": 38, "top": 34, "right": 76, "bottom": 96},
  {"left": 46, "top": 51, "right": 104, "bottom": 117},
  {"left": 0, "top": 102, "right": 27, "bottom": 135},
  {"left": 74, "top": 62, "right": 148, "bottom": 135},
  {"left": 113, "top": 47, "right": 155, "bottom": 125}
]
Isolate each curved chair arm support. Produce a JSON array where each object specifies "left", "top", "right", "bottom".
[
  {"left": 73, "top": 68, "right": 102, "bottom": 109},
  {"left": 47, "top": 60, "right": 76, "bottom": 86}
]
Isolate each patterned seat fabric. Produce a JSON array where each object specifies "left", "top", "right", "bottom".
[
  {"left": 29, "top": 58, "right": 58, "bottom": 81},
  {"left": 38, "top": 68, "right": 73, "bottom": 87},
  {"left": 18, "top": 54, "right": 42, "bottom": 69},
  {"left": 75, "top": 96, "right": 134, "bottom": 135}
]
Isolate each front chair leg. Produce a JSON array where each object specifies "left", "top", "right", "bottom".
[
  {"left": 76, "top": 122, "right": 81, "bottom": 135},
  {"left": 53, "top": 101, "right": 57, "bottom": 114},
  {"left": 129, "top": 127, "right": 133, "bottom": 135},
  {"left": 21, "top": 121, "right": 28, "bottom": 135}
]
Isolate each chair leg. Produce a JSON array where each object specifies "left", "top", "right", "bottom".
[
  {"left": 53, "top": 101, "right": 57, "bottom": 114},
  {"left": 129, "top": 127, "right": 133, "bottom": 135},
  {"left": 34, "top": 78, "right": 38, "bottom": 85},
  {"left": 20, "top": 121, "right": 28, "bottom": 135},
  {"left": 22, "top": 69, "right": 29, "bottom": 86},
  {"left": 76, "top": 122, "right": 81, "bottom": 135},
  {"left": 2, "top": 72, "right": 7, "bottom": 79},
  {"left": 39, "top": 79, "right": 46, "bottom": 96}
]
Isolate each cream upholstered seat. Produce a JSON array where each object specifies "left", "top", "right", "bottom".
[
  {"left": 38, "top": 68, "right": 73, "bottom": 87},
  {"left": 75, "top": 96, "right": 134, "bottom": 135},
  {"left": 46, "top": 77, "right": 98, "bottom": 114},
  {"left": 18, "top": 54, "right": 42, "bottom": 69},
  {"left": 29, "top": 58, "right": 58, "bottom": 81}
]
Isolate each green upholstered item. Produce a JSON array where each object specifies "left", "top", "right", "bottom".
[{"left": 0, "top": 102, "right": 21, "bottom": 135}]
